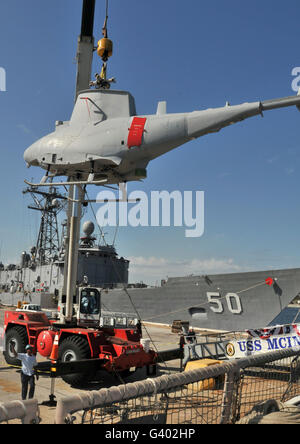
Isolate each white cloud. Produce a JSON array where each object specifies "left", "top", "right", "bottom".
[
  {"left": 285, "top": 167, "right": 295, "bottom": 175},
  {"left": 17, "top": 123, "right": 32, "bottom": 135},
  {"left": 267, "top": 155, "right": 279, "bottom": 164},
  {"left": 128, "top": 256, "right": 245, "bottom": 285},
  {"left": 17, "top": 124, "right": 37, "bottom": 139}
]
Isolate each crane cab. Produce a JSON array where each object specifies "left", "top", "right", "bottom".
[
  {"left": 58, "top": 286, "right": 101, "bottom": 327},
  {"left": 77, "top": 287, "right": 101, "bottom": 327}
]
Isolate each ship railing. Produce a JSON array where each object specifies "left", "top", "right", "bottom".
[
  {"left": 0, "top": 400, "right": 40, "bottom": 424},
  {"left": 54, "top": 347, "right": 300, "bottom": 425}
]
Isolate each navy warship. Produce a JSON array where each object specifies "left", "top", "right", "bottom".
[{"left": 0, "top": 187, "right": 129, "bottom": 310}]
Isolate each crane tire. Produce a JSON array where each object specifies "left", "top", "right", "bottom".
[{"left": 59, "top": 336, "right": 93, "bottom": 386}]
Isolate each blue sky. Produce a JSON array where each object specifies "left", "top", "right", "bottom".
[{"left": 0, "top": 0, "right": 300, "bottom": 284}]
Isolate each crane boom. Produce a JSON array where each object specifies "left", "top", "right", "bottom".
[
  {"left": 64, "top": 0, "right": 97, "bottom": 321},
  {"left": 75, "top": 0, "right": 96, "bottom": 100}
]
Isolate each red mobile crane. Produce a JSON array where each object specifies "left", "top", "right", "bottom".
[{"left": 3, "top": 287, "right": 156, "bottom": 386}]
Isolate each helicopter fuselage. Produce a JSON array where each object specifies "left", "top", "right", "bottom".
[{"left": 23, "top": 88, "right": 300, "bottom": 186}]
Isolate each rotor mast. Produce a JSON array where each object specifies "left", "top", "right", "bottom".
[{"left": 75, "top": 0, "right": 115, "bottom": 99}]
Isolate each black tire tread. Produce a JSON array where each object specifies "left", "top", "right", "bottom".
[
  {"left": 3, "top": 326, "right": 28, "bottom": 366},
  {"left": 59, "top": 335, "right": 92, "bottom": 386}
]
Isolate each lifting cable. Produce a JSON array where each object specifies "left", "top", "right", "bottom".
[{"left": 98, "top": 0, "right": 112, "bottom": 81}]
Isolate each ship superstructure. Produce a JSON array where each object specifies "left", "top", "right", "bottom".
[{"left": 0, "top": 187, "right": 129, "bottom": 309}]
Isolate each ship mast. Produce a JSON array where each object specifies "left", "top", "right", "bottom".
[{"left": 23, "top": 186, "right": 66, "bottom": 265}]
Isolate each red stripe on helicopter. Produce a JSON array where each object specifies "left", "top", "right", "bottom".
[{"left": 127, "top": 117, "right": 147, "bottom": 149}]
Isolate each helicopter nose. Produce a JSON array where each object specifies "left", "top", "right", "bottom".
[{"left": 24, "top": 144, "right": 39, "bottom": 167}]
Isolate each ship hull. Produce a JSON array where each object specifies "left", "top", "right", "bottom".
[
  {"left": 102, "top": 268, "right": 300, "bottom": 331},
  {"left": 0, "top": 290, "right": 57, "bottom": 309},
  {"left": 1, "top": 266, "right": 300, "bottom": 331}
]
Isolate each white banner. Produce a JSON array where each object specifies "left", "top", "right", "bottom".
[{"left": 225, "top": 324, "right": 300, "bottom": 359}]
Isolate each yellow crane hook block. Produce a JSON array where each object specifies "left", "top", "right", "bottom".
[
  {"left": 184, "top": 359, "right": 224, "bottom": 391},
  {"left": 97, "top": 38, "right": 113, "bottom": 61}
]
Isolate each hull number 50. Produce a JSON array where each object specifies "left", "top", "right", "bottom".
[{"left": 207, "top": 292, "right": 242, "bottom": 315}]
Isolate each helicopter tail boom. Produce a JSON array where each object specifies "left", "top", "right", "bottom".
[
  {"left": 261, "top": 94, "right": 300, "bottom": 112},
  {"left": 186, "top": 93, "right": 300, "bottom": 140}
]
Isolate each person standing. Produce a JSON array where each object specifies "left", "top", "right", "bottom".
[{"left": 11, "top": 343, "right": 38, "bottom": 400}]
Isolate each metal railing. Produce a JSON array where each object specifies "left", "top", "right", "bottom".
[
  {"left": 0, "top": 399, "right": 40, "bottom": 424},
  {"left": 54, "top": 348, "right": 300, "bottom": 424},
  {"left": 2, "top": 348, "right": 300, "bottom": 424}
]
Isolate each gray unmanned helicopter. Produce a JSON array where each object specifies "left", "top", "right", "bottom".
[{"left": 24, "top": 1, "right": 300, "bottom": 188}]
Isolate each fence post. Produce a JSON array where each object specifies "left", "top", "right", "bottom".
[{"left": 220, "top": 367, "right": 240, "bottom": 424}]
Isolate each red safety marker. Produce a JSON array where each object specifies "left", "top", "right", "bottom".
[
  {"left": 50, "top": 333, "right": 59, "bottom": 362},
  {"left": 127, "top": 117, "right": 147, "bottom": 148},
  {"left": 265, "top": 277, "right": 274, "bottom": 286}
]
